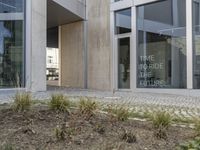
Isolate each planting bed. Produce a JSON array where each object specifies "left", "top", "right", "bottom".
[{"left": 0, "top": 104, "right": 196, "bottom": 150}]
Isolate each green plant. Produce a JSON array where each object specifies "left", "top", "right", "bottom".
[
  {"left": 55, "top": 125, "right": 66, "bottom": 141},
  {"left": 177, "top": 137, "right": 200, "bottom": 150},
  {"left": 152, "top": 111, "right": 172, "bottom": 129},
  {"left": 151, "top": 111, "right": 172, "bottom": 139},
  {"left": 109, "top": 106, "right": 131, "bottom": 121},
  {"left": 49, "top": 94, "right": 70, "bottom": 112},
  {"left": 121, "top": 129, "right": 137, "bottom": 143},
  {"left": 194, "top": 119, "right": 200, "bottom": 136},
  {"left": 94, "top": 124, "right": 106, "bottom": 135},
  {"left": 1, "top": 143, "right": 15, "bottom": 150},
  {"left": 79, "top": 97, "right": 98, "bottom": 117},
  {"left": 54, "top": 124, "right": 76, "bottom": 141},
  {"left": 12, "top": 92, "right": 32, "bottom": 112}
]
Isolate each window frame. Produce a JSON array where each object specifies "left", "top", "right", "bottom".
[{"left": 111, "top": 0, "right": 194, "bottom": 93}]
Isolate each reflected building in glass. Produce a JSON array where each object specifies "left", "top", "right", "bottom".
[
  {"left": 0, "top": 0, "right": 24, "bottom": 88},
  {"left": 111, "top": 0, "right": 200, "bottom": 95},
  {"left": 1, "top": 0, "right": 200, "bottom": 96},
  {"left": 137, "top": 0, "right": 186, "bottom": 88}
]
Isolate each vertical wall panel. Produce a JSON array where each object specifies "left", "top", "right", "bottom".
[{"left": 60, "top": 21, "right": 84, "bottom": 88}]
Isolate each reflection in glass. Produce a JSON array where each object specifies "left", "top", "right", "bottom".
[
  {"left": 118, "top": 37, "right": 130, "bottom": 89},
  {"left": 0, "top": 0, "right": 24, "bottom": 88},
  {"left": 137, "top": 0, "right": 186, "bottom": 88},
  {"left": 193, "top": 1, "right": 200, "bottom": 89},
  {"left": 115, "top": 8, "right": 131, "bottom": 34},
  {"left": 0, "top": 0, "right": 24, "bottom": 13}
]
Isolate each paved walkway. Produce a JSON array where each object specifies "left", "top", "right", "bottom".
[
  {"left": 0, "top": 88, "right": 200, "bottom": 108},
  {"left": 0, "top": 87, "right": 200, "bottom": 120}
]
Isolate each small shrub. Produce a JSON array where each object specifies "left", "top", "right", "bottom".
[
  {"left": 109, "top": 106, "right": 131, "bottom": 121},
  {"left": 54, "top": 125, "right": 76, "bottom": 141},
  {"left": 194, "top": 119, "right": 200, "bottom": 136},
  {"left": 79, "top": 97, "right": 98, "bottom": 117},
  {"left": 151, "top": 111, "right": 172, "bottom": 139},
  {"left": 13, "top": 92, "right": 32, "bottom": 112},
  {"left": 55, "top": 126, "right": 66, "bottom": 141},
  {"left": 94, "top": 124, "right": 106, "bottom": 135},
  {"left": 117, "top": 107, "right": 130, "bottom": 121},
  {"left": 152, "top": 111, "right": 172, "bottom": 129},
  {"left": 49, "top": 94, "right": 70, "bottom": 112},
  {"left": 1, "top": 144, "right": 15, "bottom": 150},
  {"left": 177, "top": 137, "right": 200, "bottom": 150},
  {"left": 121, "top": 129, "right": 137, "bottom": 143}
]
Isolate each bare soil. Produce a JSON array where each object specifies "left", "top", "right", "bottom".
[{"left": 0, "top": 105, "right": 195, "bottom": 150}]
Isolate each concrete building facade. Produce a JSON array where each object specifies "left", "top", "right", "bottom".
[{"left": 1, "top": 0, "right": 200, "bottom": 96}]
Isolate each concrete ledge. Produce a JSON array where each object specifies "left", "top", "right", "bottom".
[{"left": 52, "top": 0, "right": 86, "bottom": 19}]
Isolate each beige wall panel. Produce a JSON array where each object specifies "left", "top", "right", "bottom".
[
  {"left": 87, "top": 0, "right": 111, "bottom": 91},
  {"left": 60, "top": 22, "right": 84, "bottom": 88}
]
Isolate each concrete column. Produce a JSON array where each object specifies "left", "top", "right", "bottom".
[
  {"left": 27, "top": 0, "right": 47, "bottom": 92},
  {"left": 86, "top": 0, "right": 112, "bottom": 91}
]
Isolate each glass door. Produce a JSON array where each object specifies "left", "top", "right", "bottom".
[{"left": 117, "top": 36, "right": 131, "bottom": 89}]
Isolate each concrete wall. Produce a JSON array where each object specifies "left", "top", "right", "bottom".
[
  {"left": 60, "top": 21, "right": 84, "bottom": 88},
  {"left": 86, "top": 0, "right": 112, "bottom": 91},
  {"left": 49, "top": 0, "right": 112, "bottom": 91},
  {"left": 26, "top": 0, "right": 111, "bottom": 92},
  {"left": 26, "top": 0, "right": 47, "bottom": 92}
]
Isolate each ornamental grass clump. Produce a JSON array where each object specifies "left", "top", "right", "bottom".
[
  {"left": 54, "top": 125, "right": 66, "bottom": 141},
  {"left": 1, "top": 143, "right": 15, "bottom": 150},
  {"left": 121, "top": 129, "right": 137, "bottom": 143},
  {"left": 49, "top": 94, "right": 70, "bottom": 112},
  {"left": 194, "top": 118, "right": 200, "bottom": 136},
  {"left": 108, "top": 105, "right": 131, "bottom": 122},
  {"left": 78, "top": 97, "right": 98, "bottom": 118},
  {"left": 121, "top": 128, "right": 137, "bottom": 143},
  {"left": 151, "top": 111, "right": 172, "bottom": 139},
  {"left": 177, "top": 137, "right": 200, "bottom": 150},
  {"left": 13, "top": 92, "right": 32, "bottom": 112}
]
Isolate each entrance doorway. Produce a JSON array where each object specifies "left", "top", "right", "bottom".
[{"left": 46, "top": 27, "right": 60, "bottom": 87}]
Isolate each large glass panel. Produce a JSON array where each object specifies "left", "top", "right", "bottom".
[
  {"left": 118, "top": 37, "right": 130, "bottom": 89},
  {"left": 0, "top": 0, "right": 24, "bottom": 13},
  {"left": 193, "top": 0, "right": 200, "bottom": 89},
  {"left": 47, "top": 27, "right": 59, "bottom": 86},
  {"left": 0, "top": 0, "right": 24, "bottom": 88},
  {"left": 137, "top": 0, "right": 186, "bottom": 88},
  {"left": 115, "top": 8, "right": 131, "bottom": 34}
]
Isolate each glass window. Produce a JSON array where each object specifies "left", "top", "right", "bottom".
[
  {"left": 115, "top": 8, "right": 131, "bottom": 34},
  {"left": 137, "top": 0, "right": 187, "bottom": 88},
  {"left": 0, "top": 0, "right": 24, "bottom": 13},
  {"left": 118, "top": 37, "right": 130, "bottom": 89},
  {"left": 0, "top": 0, "right": 25, "bottom": 88},
  {"left": 193, "top": 0, "right": 200, "bottom": 89}
]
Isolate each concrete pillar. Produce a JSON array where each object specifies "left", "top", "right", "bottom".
[
  {"left": 86, "top": 0, "right": 112, "bottom": 91},
  {"left": 26, "top": 0, "right": 47, "bottom": 92}
]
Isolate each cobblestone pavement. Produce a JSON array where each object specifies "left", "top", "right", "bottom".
[{"left": 0, "top": 87, "right": 200, "bottom": 120}]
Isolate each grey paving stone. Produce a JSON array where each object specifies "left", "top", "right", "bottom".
[{"left": 0, "top": 88, "right": 200, "bottom": 119}]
